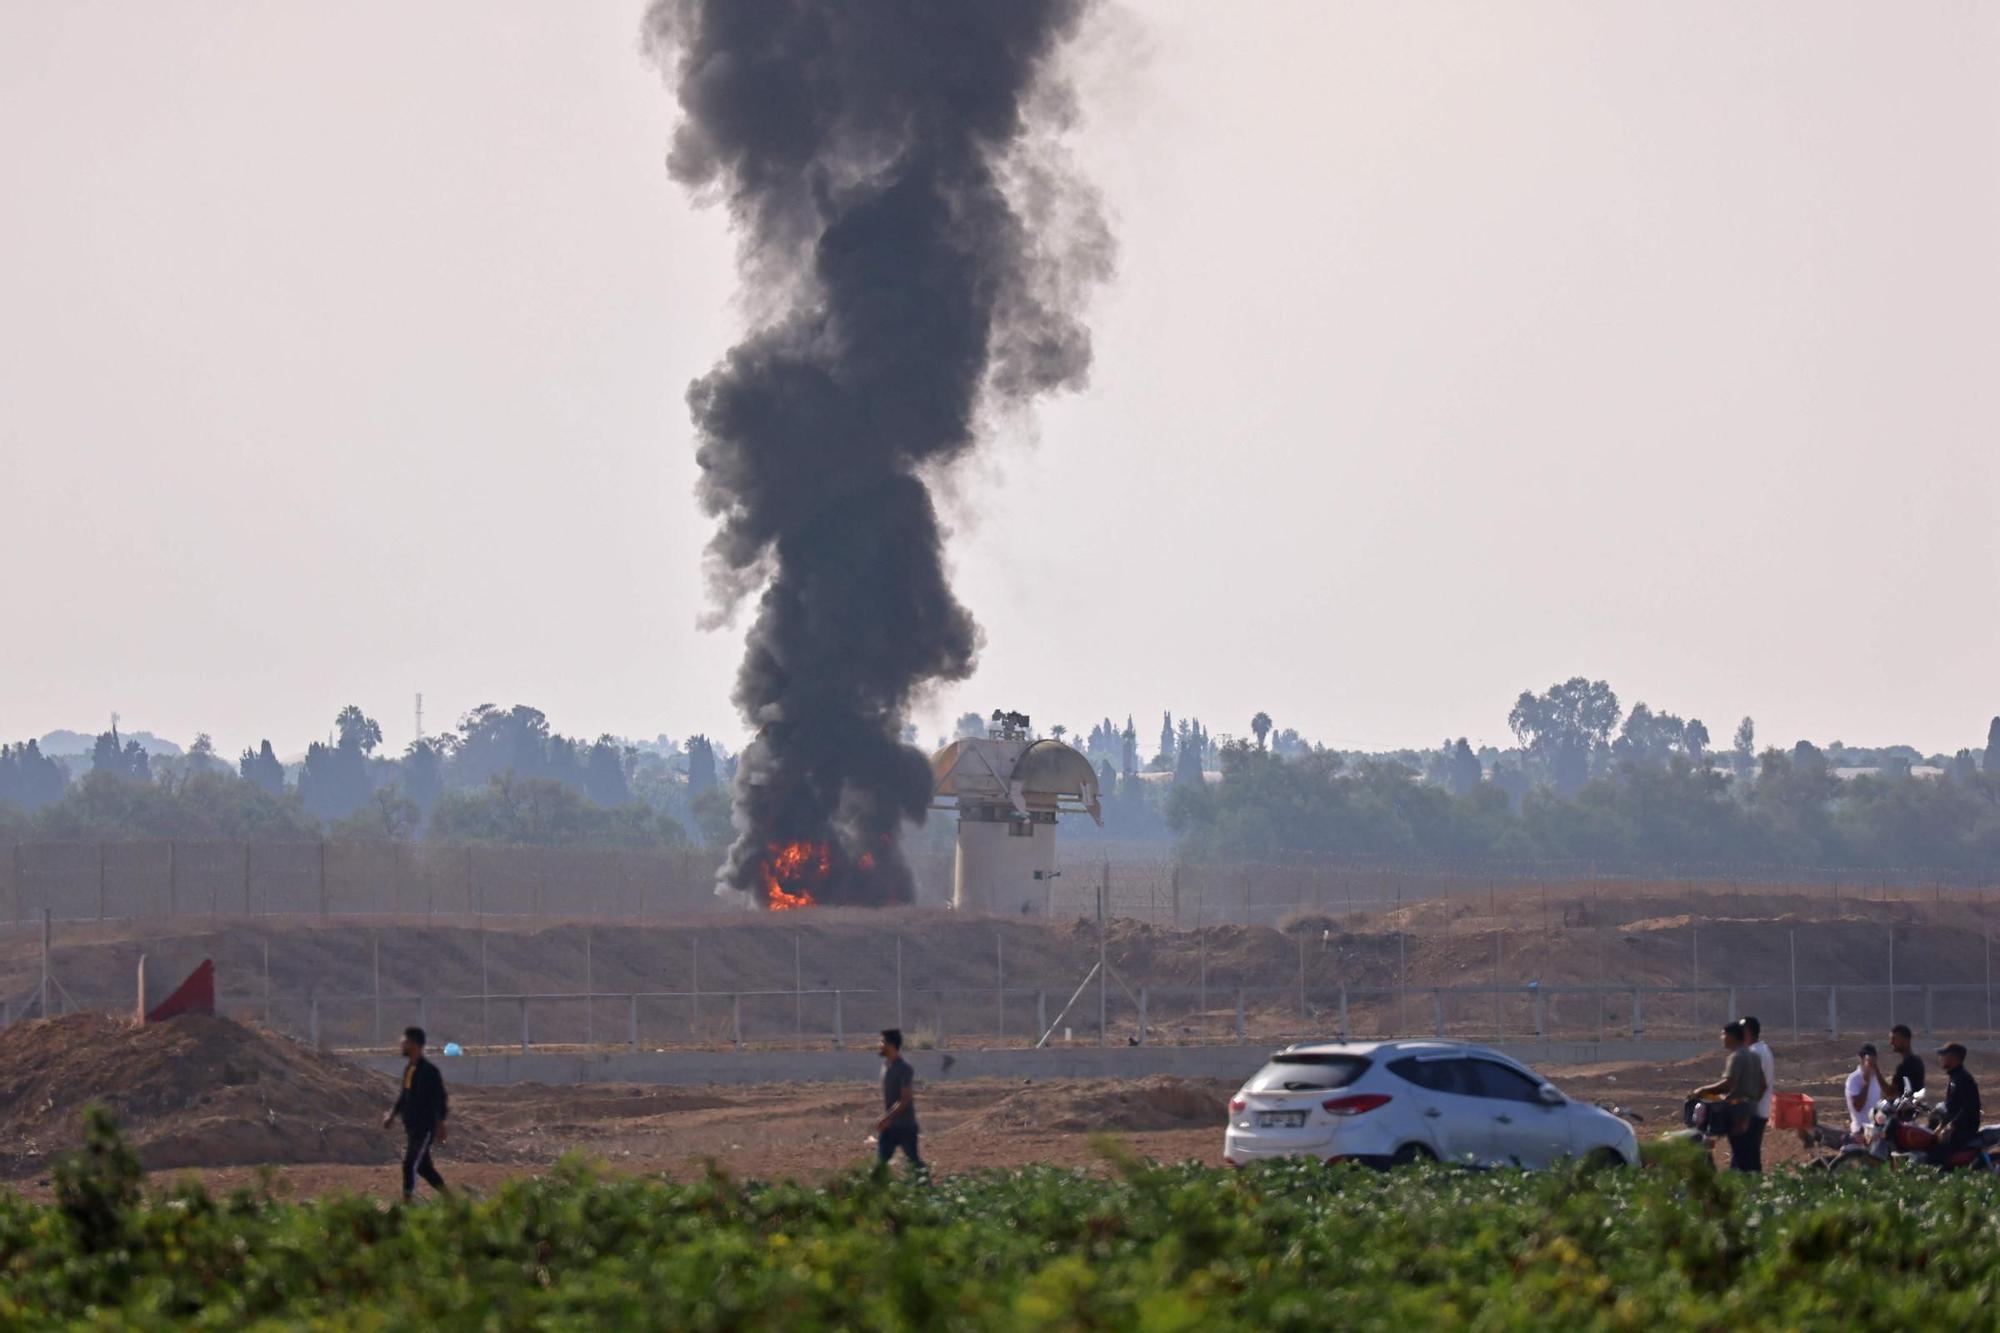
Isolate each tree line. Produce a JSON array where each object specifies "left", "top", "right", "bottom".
[
  {"left": 0, "top": 705, "right": 735, "bottom": 851},
  {"left": 5, "top": 681, "right": 1998, "bottom": 873}
]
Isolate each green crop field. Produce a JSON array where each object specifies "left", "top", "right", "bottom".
[{"left": 5, "top": 1112, "right": 1998, "bottom": 1330}]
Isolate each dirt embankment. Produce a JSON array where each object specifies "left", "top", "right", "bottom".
[
  {"left": 955, "top": 1076, "right": 1232, "bottom": 1136},
  {"left": 0, "top": 1013, "right": 514, "bottom": 1175}
]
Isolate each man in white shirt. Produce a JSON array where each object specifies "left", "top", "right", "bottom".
[
  {"left": 1742, "top": 1015, "right": 1775, "bottom": 1171},
  {"left": 1845, "top": 1043, "right": 1886, "bottom": 1138}
]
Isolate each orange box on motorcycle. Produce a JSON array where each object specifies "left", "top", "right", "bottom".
[{"left": 1771, "top": 1092, "right": 1817, "bottom": 1131}]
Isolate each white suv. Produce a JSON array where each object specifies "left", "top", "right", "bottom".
[{"left": 1223, "top": 1040, "right": 1638, "bottom": 1170}]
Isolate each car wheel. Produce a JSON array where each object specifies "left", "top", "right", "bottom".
[
  {"left": 1389, "top": 1143, "right": 1437, "bottom": 1169},
  {"left": 1583, "top": 1147, "right": 1627, "bottom": 1171}
]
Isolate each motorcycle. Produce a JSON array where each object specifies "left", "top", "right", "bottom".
[{"left": 1826, "top": 1089, "right": 2000, "bottom": 1172}]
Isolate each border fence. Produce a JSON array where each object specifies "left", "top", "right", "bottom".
[
  {"left": 6, "top": 839, "right": 1992, "bottom": 931},
  {"left": 5, "top": 839, "right": 1999, "bottom": 1059}
]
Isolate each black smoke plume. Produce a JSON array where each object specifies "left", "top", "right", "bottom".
[{"left": 646, "top": 1, "right": 1112, "bottom": 907}]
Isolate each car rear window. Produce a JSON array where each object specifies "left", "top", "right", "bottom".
[{"left": 1246, "top": 1053, "right": 1371, "bottom": 1093}]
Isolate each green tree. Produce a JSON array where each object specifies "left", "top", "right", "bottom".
[
  {"left": 690, "top": 784, "right": 735, "bottom": 847},
  {"left": 330, "top": 786, "right": 421, "bottom": 840},
  {"left": 1250, "top": 712, "right": 1272, "bottom": 750},
  {"left": 398, "top": 738, "right": 445, "bottom": 812},
  {"left": 185, "top": 733, "right": 223, "bottom": 774},
  {"left": 582, "top": 736, "right": 633, "bottom": 808},
  {"left": 0, "top": 740, "right": 67, "bottom": 810},
  {"left": 1507, "top": 677, "right": 1621, "bottom": 796},
  {"left": 333, "top": 706, "right": 382, "bottom": 755},
  {"left": 237, "top": 740, "right": 287, "bottom": 797},
  {"left": 1445, "top": 737, "right": 1482, "bottom": 797},
  {"left": 685, "top": 735, "right": 719, "bottom": 795}
]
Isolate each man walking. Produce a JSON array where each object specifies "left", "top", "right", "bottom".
[
  {"left": 875, "top": 1028, "right": 923, "bottom": 1176},
  {"left": 1742, "top": 1015, "right": 1774, "bottom": 1171},
  {"left": 383, "top": 1025, "right": 450, "bottom": 1202},
  {"left": 1691, "top": 1020, "right": 1767, "bottom": 1172}
]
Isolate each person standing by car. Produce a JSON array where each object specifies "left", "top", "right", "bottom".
[
  {"left": 1691, "top": 1021, "right": 1767, "bottom": 1172},
  {"left": 1742, "top": 1015, "right": 1774, "bottom": 1171},
  {"left": 1888, "top": 1025, "right": 1926, "bottom": 1096},
  {"left": 1929, "top": 1042, "right": 1981, "bottom": 1165},
  {"left": 875, "top": 1028, "right": 923, "bottom": 1176},
  {"left": 383, "top": 1025, "right": 450, "bottom": 1203},
  {"left": 1845, "top": 1044, "right": 1886, "bottom": 1140}
]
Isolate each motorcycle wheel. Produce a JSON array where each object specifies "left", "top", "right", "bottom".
[{"left": 1828, "top": 1152, "right": 1879, "bottom": 1171}]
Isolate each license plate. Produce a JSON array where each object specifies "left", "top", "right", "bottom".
[{"left": 1257, "top": 1110, "right": 1308, "bottom": 1129}]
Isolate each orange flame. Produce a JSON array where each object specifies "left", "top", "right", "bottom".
[{"left": 760, "top": 840, "right": 831, "bottom": 911}]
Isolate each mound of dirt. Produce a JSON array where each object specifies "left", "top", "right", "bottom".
[
  {"left": 959, "top": 1076, "right": 1232, "bottom": 1135},
  {"left": 0, "top": 1013, "right": 507, "bottom": 1174}
]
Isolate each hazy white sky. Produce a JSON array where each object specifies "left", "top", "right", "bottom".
[{"left": 2, "top": 2, "right": 1995, "bottom": 761}]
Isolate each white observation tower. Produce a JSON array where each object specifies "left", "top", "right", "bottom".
[{"left": 929, "top": 710, "right": 1102, "bottom": 915}]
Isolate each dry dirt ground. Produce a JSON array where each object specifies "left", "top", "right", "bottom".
[{"left": 0, "top": 1014, "right": 1888, "bottom": 1201}]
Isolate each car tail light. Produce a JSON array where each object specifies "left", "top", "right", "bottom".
[
  {"left": 1228, "top": 1097, "right": 1246, "bottom": 1114},
  {"left": 1322, "top": 1094, "right": 1392, "bottom": 1116}
]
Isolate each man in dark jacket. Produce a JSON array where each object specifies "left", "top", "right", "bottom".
[
  {"left": 1930, "top": 1042, "right": 1981, "bottom": 1165},
  {"left": 383, "top": 1025, "right": 450, "bottom": 1202}
]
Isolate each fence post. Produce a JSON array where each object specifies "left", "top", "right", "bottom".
[
  {"left": 310, "top": 996, "right": 320, "bottom": 1049},
  {"left": 731, "top": 994, "right": 742, "bottom": 1051},
  {"left": 895, "top": 935, "right": 905, "bottom": 1032},
  {"left": 1338, "top": 985, "right": 1348, "bottom": 1040},
  {"left": 243, "top": 842, "right": 253, "bottom": 916},
  {"left": 1828, "top": 986, "right": 1837, "bottom": 1039},
  {"left": 418, "top": 994, "right": 428, "bottom": 1032},
  {"left": 996, "top": 934, "right": 1004, "bottom": 1042},
  {"left": 167, "top": 839, "right": 177, "bottom": 916},
  {"left": 318, "top": 841, "right": 328, "bottom": 917},
  {"left": 1432, "top": 990, "right": 1443, "bottom": 1038},
  {"left": 1297, "top": 932, "right": 1308, "bottom": 1019},
  {"left": 372, "top": 935, "right": 381, "bottom": 1045},
  {"left": 262, "top": 939, "right": 271, "bottom": 1027},
  {"left": 1632, "top": 989, "right": 1643, "bottom": 1039},
  {"left": 834, "top": 990, "right": 844, "bottom": 1048},
  {"left": 936, "top": 994, "right": 946, "bottom": 1049},
  {"left": 1036, "top": 989, "right": 1046, "bottom": 1039},
  {"left": 1926, "top": 986, "right": 1934, "bottom": 1038},
  {"left": 520, "top": 998, "right": 529, "bottom": 1055},
  {"left": 1235, "top": 989, "right": 1245, "bottom": 1044},
  {"left": 1534, "top": 987, "right": 1545, "bottom": 1040},
  {"left": 628, "top": 993, "right": 638, "bottom": 1053},
  {"left": 1726, "top": 987, "right": 1736, "bottom": 1027},
  {"left": 585, "top": 927, "right": 594, "bottom": 1049},
  {"left": 1138, "top": 986, "right": 1148, "bottom": 1044},
  {"left": 97, "top": 844, "right": 106, "bottom": 921}
]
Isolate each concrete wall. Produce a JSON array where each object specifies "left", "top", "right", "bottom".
[{"left": 362, "top": 1039, "right": 1714, "bottom": 1089}]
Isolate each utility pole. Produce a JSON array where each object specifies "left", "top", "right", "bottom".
[
  {"left": 413, "top": 692, "right": 425, "bottom": 743},
  {"left": 1097, "top": 876, "right": 1108, "bottom": 1046}
]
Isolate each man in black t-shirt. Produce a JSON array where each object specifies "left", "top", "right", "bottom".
[
  {"left": 1930, "top": 1042, "right": 1981, "bottom": 1165},
  {"left": 876, "top": 1028, "right": 923, "bottom": 1174},
  {"left": 1889, "top": 1024, "right": 1926, "bottom": 1097}
]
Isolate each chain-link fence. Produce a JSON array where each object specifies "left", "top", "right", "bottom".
[{"left": 0, "top": 841, "right": 725, "bottom": 922}]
